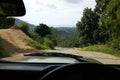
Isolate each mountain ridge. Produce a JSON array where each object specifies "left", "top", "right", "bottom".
[{"left": 15, "top": 18, "right": 36, "bottom": 31}]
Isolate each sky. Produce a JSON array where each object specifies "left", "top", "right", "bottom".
[{"left": 16, "top": 0, "right": 96, "bottom": 27}]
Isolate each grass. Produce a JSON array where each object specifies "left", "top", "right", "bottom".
[
  {"left": 81, "top": 45, "right": 120, "bottom": 57},
  {"left": 43, "top": 38, "right": 54, "bottom": 49},
  {"left": 0, "top": 50, "right": 11, "bottom": 58},
  {"left": 26, "top": 39, "right": 47, "bottom": 49},
  {"left": 27, "top": 33, "right": 54, "bottom": 49}
]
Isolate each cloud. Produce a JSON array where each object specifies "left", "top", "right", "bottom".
[
  {"left": 64, "top": 0, "right": 83, "bottom": 4},
  {"left": 35, "top": 0, "right": 57, "bottom": 9}
]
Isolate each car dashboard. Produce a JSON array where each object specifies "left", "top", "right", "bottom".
[
  {"left": 0, "top": 62, "right": 120, "bottom": 80},
  {"left": 0, "top": 62, "right": 69, "bottom": 80}
]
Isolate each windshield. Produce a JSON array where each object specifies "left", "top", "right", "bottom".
[{"left": 0, "top": 0, "right": 120, "bottom": 64}]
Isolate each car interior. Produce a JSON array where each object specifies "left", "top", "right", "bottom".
[{"left": 0, "top": 0, "right": 120, "bottom": 80}]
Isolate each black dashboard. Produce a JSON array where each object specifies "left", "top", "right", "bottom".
[
  {"left": 0, "top": 62, "right": 120, "bottom": 80},
  {"left": 0, "top": 62, "right": 68, "bottom": 80}
]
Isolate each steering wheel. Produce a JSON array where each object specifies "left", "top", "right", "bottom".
[{"left": 40, "top": 63, "right": 119, "bottom": 80}]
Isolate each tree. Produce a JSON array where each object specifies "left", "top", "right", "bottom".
[
  {"left": 99, "top": 0, "right": 120, "bottom": 40},
  {"left": 35, "top": 24, "right": 51, "bottom": 37},
  {"left": 98, "top": 0, "right": 120, "bottom": 49},
  {"left": 94, "top": 0, "right": 110, "bottom": 15},
  {"left": 93, "top": 0, "right": 109, "bottom": 44},
  {"left": 76, "top": 8, "right": 99, "bottom": 46}
]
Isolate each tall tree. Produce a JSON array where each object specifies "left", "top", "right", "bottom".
[
  {"left": 93, "top": 0, "right": 110, "bottom": 44},
  {"left": 98, "top": 0, "right": 120, "bottom": 49},
  {"left": 76, "top": 8, "right": 99, "bottom": 46},
  {"left": 99, "top": 0, "right": 120, "bottom": 40}
]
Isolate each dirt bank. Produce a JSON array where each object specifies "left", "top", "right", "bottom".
[{"left": 0, "top": 28, "right": 35, "bottom": 53}]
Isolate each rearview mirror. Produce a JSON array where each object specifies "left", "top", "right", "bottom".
[{"left": 0, "top": 0, "right": 26, "bottom": 17}]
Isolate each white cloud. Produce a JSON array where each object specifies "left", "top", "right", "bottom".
[
  {"left": 63, "top": 0, "right": 83, "bottom": 4},
  {"left": 16, "top": 0, "right": 96, "bottom": 27}
]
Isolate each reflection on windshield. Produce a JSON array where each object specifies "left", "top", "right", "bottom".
[{"left": 16, "top": 56, "right": 79, "bottom": 63}]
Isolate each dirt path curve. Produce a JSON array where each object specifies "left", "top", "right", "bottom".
[{"left": 44, "top": 47, "right": 120, "bottom": 64}]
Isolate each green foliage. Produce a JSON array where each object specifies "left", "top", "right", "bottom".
[
  {"left": 28, "top": 28, "right": 54, "bottom": 49},
  {"left": 29, "top": 33, "right": 44, "bottom": 44},
  {"left": 50, "top": 27, "right": 80, "bottom": 48},
  {"left": 108, "top": 37, "right": 120, "bottom": 50},
  {"left": 81, "top": 45, "right": 120, "bottom": 57},
  {"left": 26, "top": 37, "right": 54, "bottom": 49},
  {"left": 76, "top": 0, "right": 120, "bottom": 51},
  {"left": 0, "top": 49, "right": 11, "bottom": 58},
  {"left": 57, "top": 33, "right": 80, "bottom": 48},
  {"left": 98, "top": 0, "right": 120, "bottom": 49},
  {"left": 0, "top": 38, "right": 11, "bottom": 58},
  {"left": 49, "top": 27, "right": 60, "bottom": 46},
  {"left": 26, "top": 39, "right": 44, "bottom": 49},
  {"left": 35, "top": 24, "right": 51, "bottom": 37},
  {"left": 94, "top": 0, "right": 110, "bottom": 44},
  {"left": 95, "top": 0, "right": 110, "bottom": 14},
  {"left": 28, "top": 25, "right": 54, "bottom": 49},
  {"left": 43, "top": 38, "right": 54, "bottom": 49},
  {"left": 76, "top": 8, "right": 99, "bottom": 46},
  {"left": 17, "top": 22, "right": 30, "bottom": 36},
  {"left": 0, "top": 17, "right": 15, "bottom": 29}
]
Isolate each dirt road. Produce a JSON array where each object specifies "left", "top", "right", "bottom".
[{"left": 2, "top": 47, "right": 120, "bottom": 64}]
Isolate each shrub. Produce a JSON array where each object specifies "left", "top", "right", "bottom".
[
  {"left": 26, "top": 33, "right": 54, "bottom": 49},
  {"left": 0, "top": 50, "right": 11, "bottom": 58},
  {"left": 26, "top": 39, "right": 43, "bottom": 49},
  {"left": 29, "top": 33, "right": 44, "bottom": 44},
  {"left": 0, "top": 38, "right": 11, "bottom": 58},
  {"left": 43, "top": 38, "right": 54, "bottom": 49},
  {"left": 17, "top": 22, "right": 30, "bottom": 36},
  {"left": 107, "top": 37, "right": 120, "bottom": 50},
  {"left": 111, "top": 38, "right": 120, "bottom": 50}
]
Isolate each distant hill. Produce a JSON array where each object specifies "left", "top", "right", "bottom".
[
  {"left": 15, "top": 18, "right": 78, "bottom": 35},
  {"left": 56, "top": 27, "right": 76, "bottom": 32},
  {"left": 15, "top": 18, "right": 36, "bottom": 31},
  {"left": 55, "top": 27, "right": 77, "bottom": 36}
]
